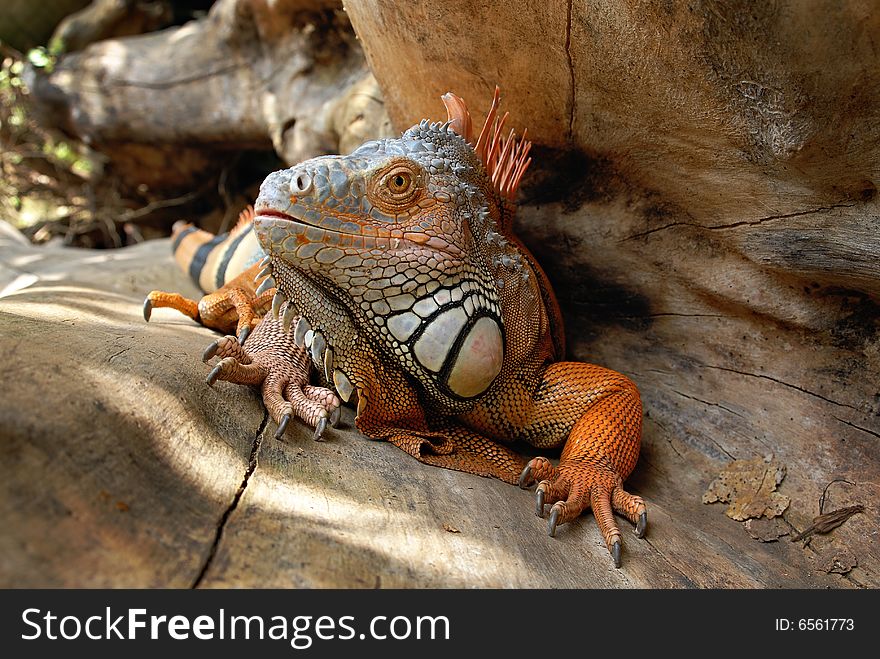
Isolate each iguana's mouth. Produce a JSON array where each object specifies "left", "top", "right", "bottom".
[
  {"left": 254, "top": 207, "right": 329, "bottom": 229},
  {"left": 253, "top": 206, "right": 363, "bottom": 238},
  {"left": 253, "top": 206, "right": 463, "bottom": 257},
  {"left": 256, "top": 209, "right": 297, "bottom": 221}
]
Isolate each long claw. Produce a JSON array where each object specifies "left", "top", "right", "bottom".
[
  {"left": 206, "top": 364, "right": 222, "bottom": 387},
  {"left": 237, "top": 325, "right": 251, "bottom": 344},
  {"left": 202, "top": 340, "right": 220, "bottom": 363},
  {"left": 517, "top": 464, "right": 532, "bottom": 489},
  {"left": 143, "top": 298, "right": 152, "bottom": 322},
  {"left": 535, "top": 487, "right": 545, "bottom": 517},
  {"left": 547, "top": 505, "right": 560, "bottom": 537},
  {"left": 330, "top": 406, "right": 341, "bottom": 428},
  {"left": 313, "top": 416, "right": 328, "bottom": 441},
  {"left": 611, "top": 540, "right": 622, "bottom": 568},
  {"left": 275, "top": 414, "right": 290, "bottom": 439},
  {"left": 636, "top": 511, "right": 647, "bottom": 538}
]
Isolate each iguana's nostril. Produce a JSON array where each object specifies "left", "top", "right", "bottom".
[{"left": 290, "top": 171, "right": 312, "bottom": 194}]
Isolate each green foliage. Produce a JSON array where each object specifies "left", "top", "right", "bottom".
[
  {"left": 26, "top": 47, "right": 55, "bottom": 73},
  {"left": 48, "top": 37, "right": 66, "bottom": 58},
  {"left": 1, "top": 47, "right": 98, "bottom": 236},
  {"left": 1, "top": 51, "right": 90, "bottom": 173},
  {"left": 1, "top": 54, "right": 28, "bottom": 132}
]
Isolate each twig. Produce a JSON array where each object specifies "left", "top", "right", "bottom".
[
  {"left": 118, "top": 190, "right": 201, "bottom": 222},
  {"left": 0, "top": 42, "right": 24, "bottom": 60},
  {"left": 819, "top": 478, "right": 853, "bottom": 514}
]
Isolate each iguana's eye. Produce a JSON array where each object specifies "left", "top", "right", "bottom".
[
  {"left": 389, "top": 173, "right": 411, "bottom": 192},
  {"left": 368, "top": 160, "right": 424, "bottom": 212}
]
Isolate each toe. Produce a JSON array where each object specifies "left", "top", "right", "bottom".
[
  {"left": 592, "top": 485, "right": 625, "bottom": 565},
  {"left": 206, "top": 355, "right": 265, "bottom": 387},
  {"left": 523, "top": 456, "right": 557, "bottom": 484},
  {"left": 536, "top": 475, "right": 577, "bottom": 523},
  {"left": 204, "top": 335, "right": 251, "bottom": 363},
  {"left": 611, "top": 487, "right": 648, "bottom": 538}
]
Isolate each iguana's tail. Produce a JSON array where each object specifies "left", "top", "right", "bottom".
[{"left": 171, "top": 206, "right": 264, "bottom": 293}]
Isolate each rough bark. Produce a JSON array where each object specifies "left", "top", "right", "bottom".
[
  {"left": 343, "top": 0, "right": 880, "bottom": 585},
  {"left": 50, "top": 0, "right": 174, "bottom": 53}
]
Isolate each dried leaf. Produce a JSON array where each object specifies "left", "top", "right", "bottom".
[{"left": 702, "top": 457, "right": 790, "bottom": 521}]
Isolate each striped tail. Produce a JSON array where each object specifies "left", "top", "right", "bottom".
[{"left": 171, "top": 207, "right": 265, "bottom": 293}]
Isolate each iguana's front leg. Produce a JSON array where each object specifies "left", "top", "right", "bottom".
[
  {"left": 202, "top": 302, "right": 340, "bottom": 440},
  {"left": 516, "top": 363, "right": 647, "bottom": 568},
  {"left": 327, "top": 346, "right": 527, "bottom": 483}
]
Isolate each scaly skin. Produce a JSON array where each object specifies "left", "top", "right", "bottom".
[{"left": 147, "top": 90, "right": 648, "bottom": 567}]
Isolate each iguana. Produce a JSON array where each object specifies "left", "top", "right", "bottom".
[{"left": 144, "top": 88, "right": 648, "bottom": 568}]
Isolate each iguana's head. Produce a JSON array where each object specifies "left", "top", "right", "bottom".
[{"left": 253, "top": 89, "right": 531, "bottom": 404}]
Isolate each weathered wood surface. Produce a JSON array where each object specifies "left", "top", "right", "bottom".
[
  {"left": 0, "top": 233, "right": 871, "bottom": 588},
  {"left": 50, "top": 0, "right": 174, "bottom": 54}
]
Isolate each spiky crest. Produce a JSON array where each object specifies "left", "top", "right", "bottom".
[{"left": 442, "top": 86, "right": 532, "bottom": 201}]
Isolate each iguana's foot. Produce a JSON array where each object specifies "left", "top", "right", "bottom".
[
  {"left": 519, "top": 456, "right": 646, "bottom": 568},
  {"left": 144, "top": 262, "right": 273, "bottom": 341},
  {"left": 202, "top": 308, "right": 340, "bottom": 441},
  {"left": 515, "top": 368, "right": 646, "bottom": 568}
]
